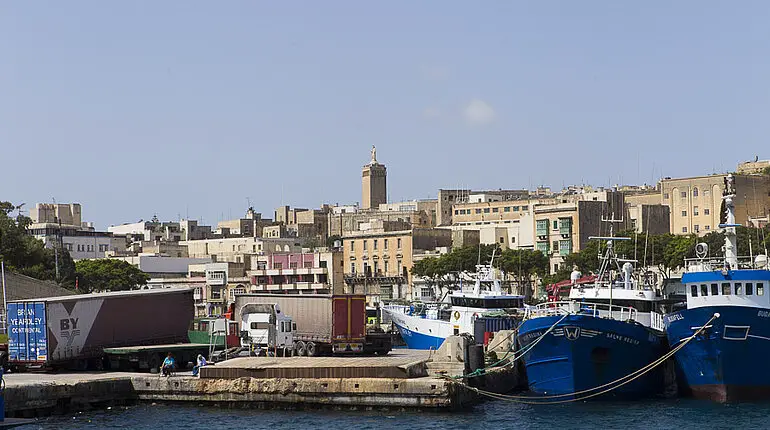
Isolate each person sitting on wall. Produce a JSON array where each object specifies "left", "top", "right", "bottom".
[
  {"left": 161, "top": 352, "right": 176, "bottom": 377},
  {"left": 192, "top": 354, "right": 207, "bottom": 377}
]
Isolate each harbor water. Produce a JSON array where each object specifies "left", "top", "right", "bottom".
[{"left": 24, "top": 399, "right": 770, "bottom": 429}]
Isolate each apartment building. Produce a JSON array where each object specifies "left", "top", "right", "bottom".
[
  {"left": 661, "top": 174, "right": 770, "bottom": 236},
  {"left": 342, "top": 221, "right": 452, "bottom": 304}
]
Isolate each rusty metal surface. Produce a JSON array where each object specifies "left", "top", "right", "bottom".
[{"left": 200, "top": 350, "right": 431, "bottom": 379}]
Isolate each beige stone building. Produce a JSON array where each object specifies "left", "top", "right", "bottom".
[
  {"left": 737, "top": 159, "right": 770, "bottom": 175},
  {"left": 342, "top": 222, "right": 452, "bottom": 304},
  {"left": 184, "top": 237, "right": 302, "bottom": 265},
  {"left": 660, "top": 174, "right": 770, "bottom": 236}
]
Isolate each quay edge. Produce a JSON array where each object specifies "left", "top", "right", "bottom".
[
  {"left": 134, "top": 375, "right": 477, "bottom": 410},
  {"left": 2, "top": 373, "right": 477, "bottom": 417}
]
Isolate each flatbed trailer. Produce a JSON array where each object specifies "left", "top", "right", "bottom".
[{"left": 103, "top": 343, "right": 210, "bottom": 372}]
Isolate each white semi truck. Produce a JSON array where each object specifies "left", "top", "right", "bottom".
[{"left": 239, "top": 303, "right": 295, "bottom": 356}]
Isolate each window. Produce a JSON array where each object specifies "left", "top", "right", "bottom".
[
  {"left": 735, "top": 283, "right": 743, "bottom": 295},
  {"left": 384, "top": 239, "right": 388, "bottom": 250},
  {"left": 704, "top": 189, "right": 711, "bottom": 197},
  {"left": 373, "top": 261, "right": 379, "bottom": 274},
  {"left": 397, "top": 238, "right": 402, "bottom": 249},
  {"left": 504, "top": 207, "right": 511, "bottom": 212},
  {"left": 710, "top": 284, "right": 719, "bottom": 296},
  {"left": 500, "top": 237, "right": 505, "bottom": 244},
  {"left": 664, "top": 193, "right": 670, "bottom": 199},
  {"left": 704, "top": 208, "right": 710, "bottom": 215},
  {"left": 553, "top": 220, "right": 558, "bottom": 230},
  {"left": 681, "top": 191, "right": 687, "bottom": 198},
  {"left": 682, "top": 227, "right": 688, "bottom": 233},
  {"left": 693, "top": 187, "right": 699, "bottom": 197},
  {"left": 691, "top": 285, "right": 698, "bottom": 297},
  {"left": 289, "top": 262, "right": 298, "bottom": 269},
  {"left": 492, "top": 208, "right": 499, "bottom": 213},
  {"left": 554, "top": 264, "right": 559, "bottom": 272},
  {"left": 350, "top": 263, "right": 356, "bottom": 274},
  {"left": 521, "top": 205, "right": 529, "bottom": 211},
  {"left": 397, "top": 259, "right": 402, "bottom": 274},
  {"left": 701, "top": 284, "right": 708, "bottom": 296},
  {"left": 694, "top": 225, "right": 700, "bottom": 233},
  {"left": 682, "top": 210, "right": 687, "bottom": 217},
  {"left": 705, "top": 225, "right": 711, "bottom": 231},
  {"left": 722, "top": 283, "right": 731, "bottom": 295},
  {"left": 694, "top": 206, "right": 699, "bottom": 216},
  {"left": 363, "top": 240, "right": 368, "bottom": 251},
  {"left": 513, "top": 206, "right": 520, "bottom": 212},
  {"left": 454, "top": 210, "right": 459, "bottom": 215},
  {"left": 350, "top": 240, "right": 354, "bottom": 251},
  {"left": 384, "top": 261, "right": 389, "bottom": 273},
  {"left": 475, "top": 209, "right": 482, "bottom": 214},
  {"left": 373, "top": 239, "right": 378, "bottom": 250},
  {"left": 746, "top": 283, "right": 753, "bottom": 295},
  {"left": 552, "top": 240, "right": 559, "bottom": 251},
  {"left": 273, "top": 262, "right": 282, "bottom": 269},
  {"left": 484, "top": 208, "right": 490, "bottom": 214},
  {"left": 758, "top": 283, "right": 765, "bottom": 296}
]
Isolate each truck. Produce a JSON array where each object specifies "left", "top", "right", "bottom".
[
  {"left": 7, "top": 288, "right": 198, "bottom": 371},
  {"left": 239, "top": 303, "right": 295, "bottom": 356},
  {"left": 233, "top": 294, "right": 391, "bottom": 356}
]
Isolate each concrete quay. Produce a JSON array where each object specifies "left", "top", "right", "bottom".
[{"left": 2, "top": 350, "right": 480, "bottom": 417}]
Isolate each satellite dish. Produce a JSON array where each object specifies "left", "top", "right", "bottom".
[{"left": 695, "top": 243, "right": 709, "bottom": 259}]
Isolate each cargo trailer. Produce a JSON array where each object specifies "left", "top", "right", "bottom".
[
  {"left": 233, "top": 294, "right": 390, "bottom": 356},
  {"left": 7, "top": 288, "right": 195, "bottom": 371}
]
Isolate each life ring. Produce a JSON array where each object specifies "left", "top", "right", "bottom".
[{"left": 453, "top": 311, "right": 461, "bottom": 320}]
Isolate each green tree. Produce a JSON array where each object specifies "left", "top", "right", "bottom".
[
  {"left": 497, "top": 248, "right": 549, "bottom": 299},
  {"left": 0, "top": 201, "right": 75, "bottom": 286},
  {"left": 75, "top": 259, "right": 150, "bottom": 293}
]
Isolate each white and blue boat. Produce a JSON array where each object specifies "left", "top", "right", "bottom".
[
  {"left": 383, "top": 261, "right": 524, "bottom": 350},
  {"left": 518, "top": 221, "right": 668, "bottom": 399},
  {"left": 665, "top": 174, "right": 770, "bottom": 402}
]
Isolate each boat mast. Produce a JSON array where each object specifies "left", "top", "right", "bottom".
[
  {"left": 721, "top": 174, "right": 739, "bottom": 270},
  {"left": 589, "top": 214, "right": 628, "bottom": 310}
]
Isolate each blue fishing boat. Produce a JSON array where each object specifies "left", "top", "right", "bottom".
[
  {"left": 665, "top": 174, "right": 770, "bottom": 402},
  {"left": 518, "top": 219, "right": 668, "bottom": 399}
]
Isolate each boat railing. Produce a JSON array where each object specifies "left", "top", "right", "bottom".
[
  {"left": 685, "top": 255, "right": 769, "bottom": 271},
  {"left": 526, "top": 301, "right": 638, "bottom": 321},
  {"left": 650, "top": 311, "right": 665, "bottom": 332}
]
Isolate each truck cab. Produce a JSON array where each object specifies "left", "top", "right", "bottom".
[{"left": 239, "top": 303, "right": 295, "bottom": 355}]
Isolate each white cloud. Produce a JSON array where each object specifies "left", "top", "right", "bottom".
[
  {"left": 463, "top": 99, "right": 496, "bottom": 126},
  {"left": 422, "top": 107, "right": 441, "bottom": 119}
]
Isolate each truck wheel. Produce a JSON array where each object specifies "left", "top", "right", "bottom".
[
  {"left": 295, "top": 341, "right": 306, "bottom": 356},
  {"left": 306, "top": 342, "right": 317, "bottom": 357}
]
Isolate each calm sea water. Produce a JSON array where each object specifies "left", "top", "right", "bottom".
[{"left": 22, "top": 399, "right": 770, "bottom": 430}]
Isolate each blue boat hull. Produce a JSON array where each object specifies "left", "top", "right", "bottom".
[
  {"left": 665, "top": 305, "right": 770, "bottom": 402},
  {"left": 392, "top": 320, "right": 446, "bottom": 350},
  {"left": 518, "top": 315, "right": 668, "bottom": 399}
]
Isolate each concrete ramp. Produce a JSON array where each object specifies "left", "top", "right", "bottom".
[{"left": 201, "top": 350, "right": 430, "bottom": 379}]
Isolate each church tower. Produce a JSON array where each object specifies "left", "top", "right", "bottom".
[{"left": 362, "top": 146, "right": 387, "bottom": 210}]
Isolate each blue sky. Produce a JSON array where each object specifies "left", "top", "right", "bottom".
[{"left": 3, "top": 1, "right": 769, "bottom": 229}]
